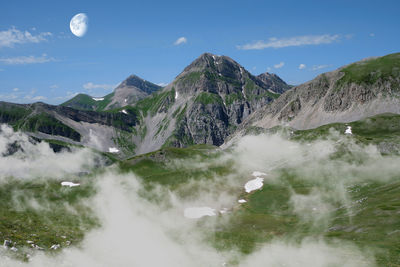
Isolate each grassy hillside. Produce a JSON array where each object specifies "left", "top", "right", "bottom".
[
  {"left": 336, "top": 52, "right": 400, "bottom": 89},
  {"left": 61, "top": 93, "right": 114, "bottom": 111}
]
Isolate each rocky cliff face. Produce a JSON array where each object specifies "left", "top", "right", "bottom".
[
  {"left": 131, "top": 53, "right": 290, "bottom": 154},
  {"left": 226, "top": 52, "right": 400, "bottom": 144}
]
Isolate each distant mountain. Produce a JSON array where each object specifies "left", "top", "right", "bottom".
[
  {"left": 61, "top": 75, "right": 162, "bottom": 111},
  {"left": 257, "top": 72, "right": 292, "bottom": 94},
  {"left": 227, "top": 52, "right": 400, "bottom": 144}
]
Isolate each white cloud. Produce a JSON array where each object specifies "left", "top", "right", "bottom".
[
  {"left": 0, "top": 93, "right": 19, "bottom": 100},
  {"left": 174, "top": 37, "right": 187, "bottom": 46},
  {"left": 370, "top": 33, "right": 375, "bottom": 37},
  {"left": 0, "top": 27, "right": 51, "bottom": 48},
  {"left": 0, "top": 54, "right": 55, "bottom": 65},
  {"left": 266, "top": 67, "right": 272, "bottom": 72},
  {"left": 274, "top": 62, "right": 285, "bottom": 69},
  {"left": 237, "top": 34, "right": 340, "bottom": 50},
  {"left": 157, "top": 82, "right": 169, "bottom": 87},
  {"left": 50, "top": 84, "right": 59, "bottom": 89},
  {"left": 12, "top": 87, "right": 19, "bottom": 92},
  {"left": 31, "top": 95, "right": 47, "bottom": 101},
  {"left": 299, "top": 64, "right": 306, "bottom": 70},
  {"left": 83, "top": 82, "right": 116, "bottom": 91},
  {"left": 312, "top": 64, "right": 331, "bottom": 71}
]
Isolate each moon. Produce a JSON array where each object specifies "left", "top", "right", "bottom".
[{"left": 70, "top": 13, "right": 88, "bottom": 37}]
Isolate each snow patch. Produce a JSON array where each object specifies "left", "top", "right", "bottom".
[
  {"left": 345, "top": 126, "right": 352, "bottom": 135},
  {"left": 184, "top": 207, "right": 216, "bottom": 219},
  {"left": 245, "top": 177, "right": 264, "bottom": 193},
  {"left": 92, "top": 97, "right": 104, "bottom": 101},
  {"left": 238, "top": 199, "right": 247, "bottom": 203},
  {"left": 50, "top": 244, "right": 60, "bottom": 250},
  {"left": 219, "top": 208, "right": 229, "bottom": 214},
  {"left": 252, "top": 171, "right": 267, "bottom": 177},
  {"left": 109, "top": 147, "right": 120, "bottom": 153},
  {"left": 121, "top": 109, "right": 128, "bottom": 115},
  {"left": 175, "top": 90, "right": 179, "bottom": 100},
  {"left": 61, "top": 181, "right": 80, "bottom": 187},
  {"left": 124, "top": 98, "right": 127, "bottom": 103}
]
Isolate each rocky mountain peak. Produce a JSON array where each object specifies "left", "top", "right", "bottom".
[
  {"left": 257, "top": 72, "right": 292, "bottom": 94},
  {"left": 116, "top": 74, "right": 161, "bottom": 95}
]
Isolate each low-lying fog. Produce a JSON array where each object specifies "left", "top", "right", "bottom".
[{"left": 1, "top": 124, "right": 398, "bottom": 267}]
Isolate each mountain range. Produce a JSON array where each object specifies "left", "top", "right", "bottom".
[{"left": 0, "top": 52, "right": 399, "bottom": 157}]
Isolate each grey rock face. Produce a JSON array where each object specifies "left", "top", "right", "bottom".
[
  {"left": 257, "top": 72, "right": 292, "bottom": 94},
  {"left": 227, "top": 53, "right": 400, "bottom": 145},
  {"left": 105, "top": 75, "right": 162, "bottom": 110},
  {"left": 138, "top": 53, "right": 289, "bottom": 150}
]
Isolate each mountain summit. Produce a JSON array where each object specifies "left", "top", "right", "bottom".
[{"left": 130, "top": 52, "right": 290, "bottom": 154}]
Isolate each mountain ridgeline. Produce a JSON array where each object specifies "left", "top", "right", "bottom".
[
  {"left": 226, "top": 52, "right": 400, "bottom": 144},
  {"left": 0, "top": 53, "right": 290, "bottom": 156},
  {"left": 61, "top": 75, "right": 162, "bottom": 111},
  {"left": 1, "top": 52, "right": 399, "bottom": 157}
]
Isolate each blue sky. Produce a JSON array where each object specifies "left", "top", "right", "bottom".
[{"left": 0, "top": 0, "right": 399, "bottom": 104}]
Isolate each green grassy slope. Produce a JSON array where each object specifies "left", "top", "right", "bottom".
[
  {"left": 0, "top": 178, "right": 98, "bottom": 260},
  {"left": 336, "top": 52, "right": 400, "bottom": 89},
  {"left": 61, "top": 93, "right": 114, "bottom": 111}
]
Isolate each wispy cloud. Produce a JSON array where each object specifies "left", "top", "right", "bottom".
[
  {"left": 174, "top": 37, "right": 187, "bottom": 46},
  {"left": 237, "top": 34, "right": 340, "bottom": 50},
  {"left": 31, "top": 95, "right": 47, "bottom": 101},
  {"left": 312, "top": 64, "right": 331, "bottom": 71},
  {"left": 274, "top": 62, "right": 285, "bottom": 69},
  {"left": 0, "top": 92, "right": 19, "bottom": 101},
  {"left": 298, "top": 64, "right": 306, "bottom": 70},
  {"left": 157, "top": 82, "right": 169, "bottom": 87},
  {"left": 83, "top": 82, "right": 116, "bottom": 91},
  {"left": 369, "top": 33, "right": 375, "bottom": 37},
  {"left": 0, "top": 27, "right": 51, "bottom": 48},
  {"left": 0, "top": 54, "right": 55, "bottom": 65}
]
